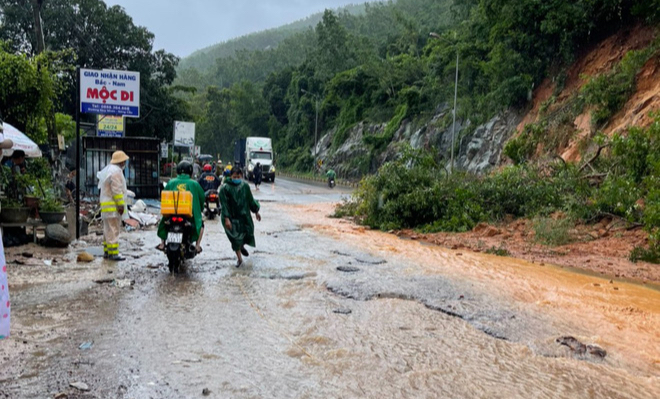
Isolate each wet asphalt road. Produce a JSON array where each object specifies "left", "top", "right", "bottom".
[{"left": 1, "top": 178, "right": 659, "bottom": 398}]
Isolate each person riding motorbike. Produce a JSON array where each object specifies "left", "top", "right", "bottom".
[
  {"left": 198, "top": 164, "right": 222, "bottom": 192},
  {"left": 326, "top": 168, "right": 337, "bottom": 187},
  {"left": 198, "top": 164, "right": 222, "bottom": 215},
  {"left": 157, "top": 161, "right": 206, "bottom": 253},
  {"left": 223, "top": 163, "right": 233, "bottom": 178}
]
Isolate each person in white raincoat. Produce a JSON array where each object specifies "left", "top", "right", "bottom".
[
  {"left": 1, "top": 120, "right": 15, "bottom": 339},
  {"left": 98, "top": 151, "right": 129, "bottom": 261}
]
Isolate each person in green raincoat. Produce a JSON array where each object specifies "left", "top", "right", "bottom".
[
  {"left": 220, "top": 167, "right": 261, "bottom": 267},
  {"left": 157, "top": 161, "right": 207, "bottom": 253}
]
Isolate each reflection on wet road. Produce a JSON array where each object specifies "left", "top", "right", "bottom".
[{"left": 2, "top": 178, "right": 659, "bottom": 398}]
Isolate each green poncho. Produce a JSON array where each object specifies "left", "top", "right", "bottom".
[
  {"left": 157, "top": 174, "right": 206, "bottom": 242},
  {"left": 220, "top": 181, "right": 260, "bottom": 251}
]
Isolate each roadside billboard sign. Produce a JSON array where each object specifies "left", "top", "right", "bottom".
[
  {"left": 97, "top": 115, "right": 124, "bottom": 137},
  {"left": 80, "top": 69, "right": 140, "bottom": 117},
  {"left": 174, "top": 121, "right": 195, "bottom": 147}
]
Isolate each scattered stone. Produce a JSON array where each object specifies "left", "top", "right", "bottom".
[
  {"left": 337, "top": 266, "right": 360, "bottom": 273},
  {"left": 588, "top": 231, "right": 600, "bottom": 240},
  {"left": 333, "top": 308, "right": 352, "bottom": 315},
  {"left": 202, "top": 388, "right": 211, "bottom": 396},
  {"left": 613, "top": 287, "right": 619, "bottom": 291},
  {"left": 77, "top": 252, "right": 94, "bottom": 263},
  {"left": 593, "top": 283, "right": 601, "bottom": 287},
  {"left": 146, "top": 264, "right": 160, "bottom": 269},
  {"left": 609, "top": 280, "right": 613, "bottom": 284},
  {"left": 456, "top": 253, "right": 463, "bottom": 256},
  {"left": 556, "top": 336, "right": 607, "bottom": 359},
  {"left": 44, "top": 224, "right": 72, "bottom": 248},
  {"left": 483, "top": 226, "right": 501, "bottom": 238},
  {"left": 586, "top": 344, "right": 607, "bottom": 358},
  {"left": 114, "top": 279, "right": 134, "bottom": 289},
  {"left": 69, "top": 382, "right": 90, "bottom": 391},
  {"left": 54, "top": 393, "right": 68, "bottom": 399},
  {"left": 94, "top": 278, "right": 114, "bottom": 285}
]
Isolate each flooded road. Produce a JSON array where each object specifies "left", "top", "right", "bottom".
[{"left": 1, "top": 178, "right": 659, "bottom": 398}]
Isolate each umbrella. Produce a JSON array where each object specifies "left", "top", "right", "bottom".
[{"left": 1, "top": 122, "right": 43, "bottom": 158}]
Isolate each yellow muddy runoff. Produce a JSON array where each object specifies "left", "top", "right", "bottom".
[{"left": 274, "top": 203, "right": 660, "bottom": 398}]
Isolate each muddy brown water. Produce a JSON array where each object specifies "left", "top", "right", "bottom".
[{"left": 1, "top": 178, "right": 658, "bottom": 398}]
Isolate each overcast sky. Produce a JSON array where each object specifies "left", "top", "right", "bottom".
[{"left": 105, "top": 0, "right": 363, "bottom": 57}]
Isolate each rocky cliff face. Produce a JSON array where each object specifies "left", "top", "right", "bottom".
[{"left": 316, "top": 106, "right": 521, "bottom": 178}]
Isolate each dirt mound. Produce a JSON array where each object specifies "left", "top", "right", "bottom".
[
  {"left": 515, "top": 25, "right": 658, "bottom": 163},
  {"left": 606, "top": 55, "right": 660, "bottom": 135}
]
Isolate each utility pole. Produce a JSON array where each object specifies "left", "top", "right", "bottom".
[
  {"left": 451, "top": 51, "right": 459, "bottom": 173},
  {"left": 430, "top": 32, "right": 459, "bottom": 173},
  {"left": 32, "top": 0, "right": 58, "bottom": 150},
  {"left": 301, "top": 89, "right": 320, "bottom": 173}
]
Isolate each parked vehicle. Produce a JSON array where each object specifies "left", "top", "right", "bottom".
[{"left": 234, "top": 137, "right": 276, "bottom": 183}]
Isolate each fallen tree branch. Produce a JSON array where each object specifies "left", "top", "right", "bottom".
[{"left": 579, "top": 144, "right": 610, "bottom": 174}]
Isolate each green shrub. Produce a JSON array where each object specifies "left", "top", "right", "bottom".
[
  {"left": 630, "top": 246, "right": 660, "bottom": 264},
  {"left": 485, "top": 245, "right": 511, "bottom": 257},
  {"left": 532, "top": 217, "right": 575, "bottom": 246},
  {"left": 583, "top": 48, "right": 656, "bottom": 127},
  {"left": 503, "top": 122, "right": 547, "bottom": 165},
  {"left": 338, "top": 148, "right": 579, "bottom": 233},
  {"left": 363, "top": 104, "right": 409, "bottom": 152}
]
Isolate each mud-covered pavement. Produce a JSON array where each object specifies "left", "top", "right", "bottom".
[{"left": 1, "top": 178, "right": 659, "bottom": 398}]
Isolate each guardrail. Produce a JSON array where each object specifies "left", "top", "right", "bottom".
[{"left": 278, "top": 172, "right": 360, "bottom": 189}]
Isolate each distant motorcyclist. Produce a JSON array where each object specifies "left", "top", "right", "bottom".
[
  {"left": 223, "top": 163, "right": 233, "bottom": 178},
  {"left": 198, "top": 164, "right": 222, "bottom": 192},
  {"left": 157, "top": 161, "right": 206, "bottom": 253},
  {"left": 326, "top": 168, "right": 337, "bottom": 186}
]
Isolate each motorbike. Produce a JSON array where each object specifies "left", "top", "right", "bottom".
[
  {"left": 328, "top": 177, "right": 336, "bottom": 189},
  {"left": 163, "top": 215, "right": 197, "bottom": 274},
  {"left": 205, "top": 190, "right": 220, "bottom": 219}
]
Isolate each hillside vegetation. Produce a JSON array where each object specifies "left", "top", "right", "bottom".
[
  {"left": 178, "top": 3, "right": 367, "bottom": 72},
  {"left": 177, "top": 0, "right": 660, "bottom": 261}
]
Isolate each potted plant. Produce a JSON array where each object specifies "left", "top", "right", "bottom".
[
  {"left": 0, "top": 196, "right": 31, "bottom": 223},
  {"left": 39, "top": 191, "right": 66, "bottom": 224}
]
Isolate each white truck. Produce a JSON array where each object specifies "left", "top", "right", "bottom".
[{"left": 235, "top": 137, "right": 276, "bottom": 183}]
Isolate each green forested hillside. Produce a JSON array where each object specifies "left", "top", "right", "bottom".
[
  {"left": 179, "top": 0, "right": 656, "bottom": 173},
  {"left": 178, "top": 3, "right": 368, "bottom": 72}
]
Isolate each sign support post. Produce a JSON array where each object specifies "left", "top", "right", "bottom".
[
  {"left": 75, "top": 67, "right": 81, "bottom": 239},
  {"left": 77, "top": 68, "right": 141, "bottom": 239}
]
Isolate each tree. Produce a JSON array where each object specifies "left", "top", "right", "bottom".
[
  {"left": 0, "top": 0, "right": 190, "bottom": 139},
  {"left": 0, "top": 47, "right": 66, "bottom": 140},
  {"left": 314, "top": 10, "right": 355, "bottom": 80}
]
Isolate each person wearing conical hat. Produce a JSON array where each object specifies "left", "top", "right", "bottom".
[{"left": 97, "top": 151, "right": 130, "bottom": 261}]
